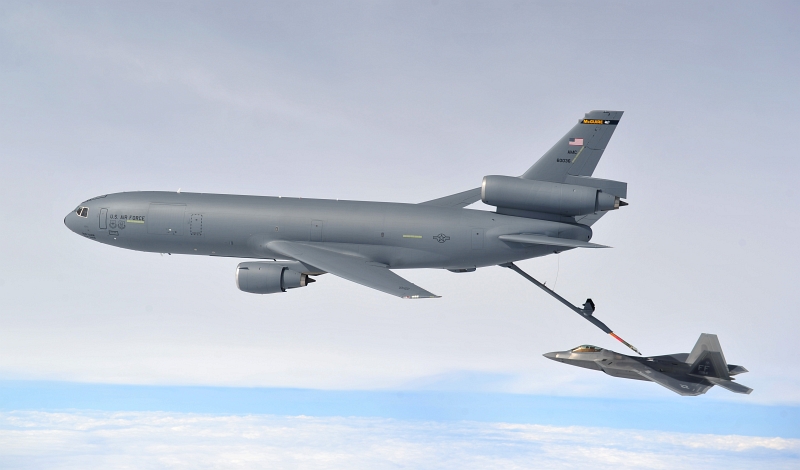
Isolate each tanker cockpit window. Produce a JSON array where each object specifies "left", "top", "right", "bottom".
[
  {"left": 572, "top": 345, "right": 602, "bottom": 353},
  {"left": 77, "top": 207, "right": 88, "bottom": 218}
]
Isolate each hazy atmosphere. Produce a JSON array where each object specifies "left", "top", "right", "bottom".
[{"left": 1, "top": 1, "right": 799, "bottom": 467}]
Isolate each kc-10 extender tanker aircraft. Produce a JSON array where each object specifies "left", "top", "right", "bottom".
[{"left": 65, "top": 110, "right": 641, "bottom": 351}]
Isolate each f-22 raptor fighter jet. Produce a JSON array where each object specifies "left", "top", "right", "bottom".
[{"left": 544, "top": 334, "right": 752, "bottom": 396}]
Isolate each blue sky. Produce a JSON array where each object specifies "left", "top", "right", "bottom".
[
  {"left": 1, "top": 1, "right": 799, "bottom": 467},
  {"left": 2, "top": 382, "right": 799, "bottom": 437}
]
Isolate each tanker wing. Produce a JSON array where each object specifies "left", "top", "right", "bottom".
[{"left": 266, "top": 241, "right": 440, "bottom": 299}]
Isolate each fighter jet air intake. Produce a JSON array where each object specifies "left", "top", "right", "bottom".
[{"left": 65, "top": 110, "right": 636, "bottom": 350}]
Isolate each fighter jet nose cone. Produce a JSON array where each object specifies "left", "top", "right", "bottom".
[{"left": 543, "top": 352, "right": 559, "bottom": 360}]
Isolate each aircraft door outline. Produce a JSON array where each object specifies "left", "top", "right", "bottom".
[
  {"left": 190, "top": 214, "right": 203, "bottom": 236},
  {"left": 99, "top": 208, "right": 108, "bottom": 229}
]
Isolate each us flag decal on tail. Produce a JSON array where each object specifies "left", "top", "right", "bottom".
[{"left": 569, "top": 138, "right": 584, "bottom": 146}]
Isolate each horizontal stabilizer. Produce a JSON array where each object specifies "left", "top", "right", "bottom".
[
  {"left": 574, "top": 211, "right": 609, "bottom": 227},
  {"left": 728, "top": 365, "right": 749, "bottom": 376},
  {"left": 499, "top": 233, "right": 609, "bottom": 249},
  {"left": 707, "top": 377, "right": 753, "bottom": 395}
]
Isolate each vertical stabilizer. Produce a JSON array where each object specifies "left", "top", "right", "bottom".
[
  {"left": 686, "top": 334, "right": 727, "bottom": 365},
  {"left": 521, "top": 110, "right": 624, "bottom": 183},
  {"left": 686, "top": 334, "right": 730, "bottom": 380}
]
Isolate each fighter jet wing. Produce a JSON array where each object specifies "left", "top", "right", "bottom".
[
  {"left": 267, "top": 241, "right": 440, "bottom": 299},
  {"left": 499, "top": 234, "right": 609, "bottom": 249},
  {"left": 419, "top": 188, "right": 481, "bottom": 208},
  {"left": 631, "top": 367, "right": 711, "bottom": 397}
]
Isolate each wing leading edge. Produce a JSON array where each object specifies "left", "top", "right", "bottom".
[{"left": 267, "top": 241, "right": 439, "bottom": 299}]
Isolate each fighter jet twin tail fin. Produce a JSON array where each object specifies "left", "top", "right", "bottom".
[
  {"left": 639, "top": 334, "right": 752, "bottom": 396},
  {"left": 685, "top": 333, "right": 753, "bottom": 395}
]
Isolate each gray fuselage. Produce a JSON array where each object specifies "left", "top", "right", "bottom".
[
  {"left": 64, "top": 191, "right": 593, "bottom": 270},
  {"left": 545, "top": 349, "right": 696, "bottom": 383}
]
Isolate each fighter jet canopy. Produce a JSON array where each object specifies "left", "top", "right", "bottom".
[{"left": 571, "top": 345, "right": 603, "bottom": 353}]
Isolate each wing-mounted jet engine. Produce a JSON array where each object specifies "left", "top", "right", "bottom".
[
  {"left": 236, "top": 261, "right": 319, "bottom": 294},
  {"left": 544, "top": 334, "right": 752, "bottom": 396}
]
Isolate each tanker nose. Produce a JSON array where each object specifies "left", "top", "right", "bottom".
[
  {"left": 64, "top": 212, "right": 79, "bottom": 234},
  {"left": 65, "top": 205, "right": 89, "bottom": 234}
]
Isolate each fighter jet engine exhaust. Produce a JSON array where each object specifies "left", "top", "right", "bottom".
[
  {"left": 236, "top": 262, "right": 315, "bottom": 294},
  {"left": 481, "top": 175, "right": 623, "bottom": 216}
]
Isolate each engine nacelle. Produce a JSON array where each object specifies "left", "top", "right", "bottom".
[
  {"left": 236, "top": 261, "right": 314, "bottom": 294},
  {"left": 481, "top": 175, "right": 620, "bottom": 216}
]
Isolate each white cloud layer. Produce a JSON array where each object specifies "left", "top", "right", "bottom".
[{"left": 0, "top": 411, "right": 797, "bottom": 469}]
